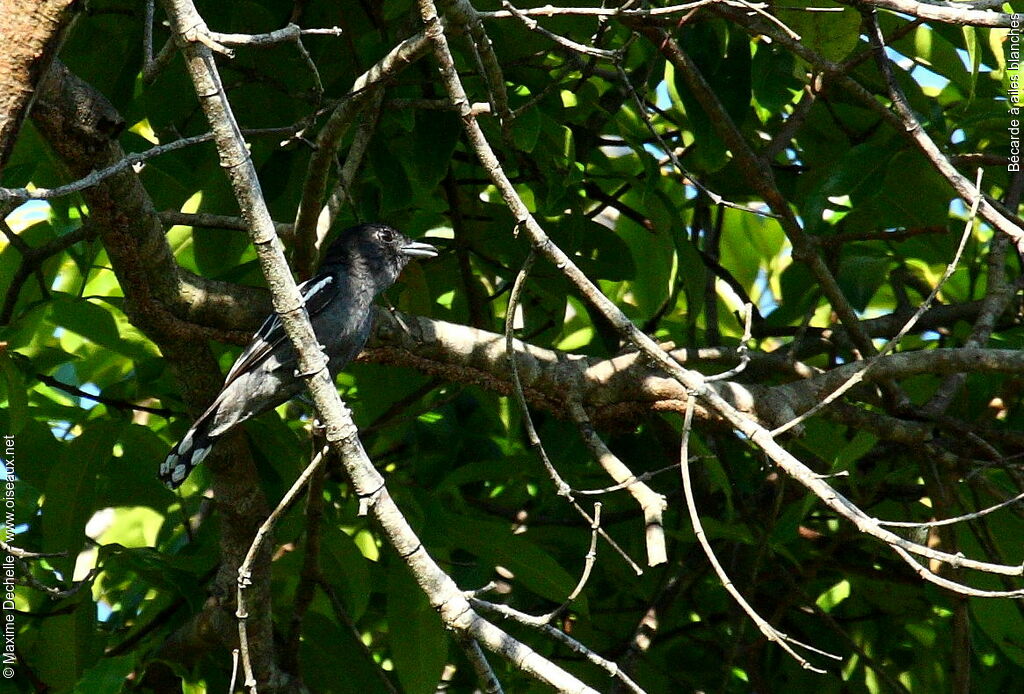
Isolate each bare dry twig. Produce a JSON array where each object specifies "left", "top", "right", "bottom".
[
  {"left": 291, "top": 33, "right": 431, "bottom": 272},
  {"left": 470, "top": 589, "right": 648, "bottom": 694},
  {"left": 772, "top": 170, "right": 984, "bottom": 436},
  {"left": 679, "top": 397, "right": 842, "bottom": 672},
  {"left": 418, "top": 0, "right": 1024, "bottom": 606},
  {"left": 851, "top": 0, "right": 1013, "bottom": 27},
  {"left": 864, "top": 9, "right": 1024, "bottom": 253},
  {"left": 504, "top": 251, "right": 644, "bottom": 574},
  {"left": 163, "top": 1, "right": 607, "bottom": 689},
  {"left": 567, "top": 401, "right": 668, "bottom": 567}
]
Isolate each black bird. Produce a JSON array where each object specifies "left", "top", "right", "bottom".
[{"left": 160, "top": 223, "right": 437, "bottom": 488}]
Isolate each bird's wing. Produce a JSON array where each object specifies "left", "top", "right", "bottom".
[{"left": 222, "top": 272, "right": 341, "bottom": 387}]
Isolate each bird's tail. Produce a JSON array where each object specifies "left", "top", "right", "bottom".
[{"left": 160, "top": 403, "right": 221, "bottom": 489}]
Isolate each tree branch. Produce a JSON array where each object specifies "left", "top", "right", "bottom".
[{"left": 0, "top": 0, "right": 80, "bottom": 169}]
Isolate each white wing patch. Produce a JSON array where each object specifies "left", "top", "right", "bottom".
[
  {"left": 303, "top": 275, "right": 334, "bottom": 301},
  {"left": 223, "top": 275, "right": 336, "bottom": 386},
  {"left": 161, "top": 273, "right": 340, "bottom": 489}
]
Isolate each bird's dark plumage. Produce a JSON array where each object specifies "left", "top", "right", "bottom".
[{"left": 160, "top": 223, "right": 437, "bottom": 488}]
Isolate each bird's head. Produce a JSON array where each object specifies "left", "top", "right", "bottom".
[{"left": 322, "top": 223, "right": 437, "bottom": 291}]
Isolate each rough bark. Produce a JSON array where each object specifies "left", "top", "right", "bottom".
[
  {"left": 0, "top": 0, "right": 80, "bottom": 171},
  {"left": 29, "top": 61, "right": 276, "bottom": 687}
]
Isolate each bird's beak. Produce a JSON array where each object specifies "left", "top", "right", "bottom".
[{"left": 399, "top": 239, "right": 439, "bottom": 259}]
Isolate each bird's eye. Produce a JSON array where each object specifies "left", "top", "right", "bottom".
[{"left": 377, "top": 227, "right": 397, "bottom": 244}]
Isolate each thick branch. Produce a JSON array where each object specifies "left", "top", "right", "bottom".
[
  {"left": 27, "top": 57, "right": 273, "bottom": 678},
  {"left": 163, "top": 2, "right": 596, "bottom": 691},
  {"left": 0, "top": 0, "right": 79, "bottom": 170},
  {"left": 851, "top": 0, "right": 1014, "bottom": 27},
  {"left": 416, "top": 0, "right": 1024, "bottom": 585}
]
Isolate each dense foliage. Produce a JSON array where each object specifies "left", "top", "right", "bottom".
[{"left": 2, "top": 0, "right": 1023, "bottom": 692}]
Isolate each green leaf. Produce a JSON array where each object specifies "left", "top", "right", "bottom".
[
  {"left": 48, "top": 294, "right": 155, "bottom": 362},
  {"left": 0, "top": 216, "right": 57, "bottom": 320},
  {"left": 815, "top": 579, "right": 851, "bottom": 612},
  {"left": 837, "top": 250, "right": 891, "bottom": 311},
  {"left": 368, "top": 136, "right": 413, "bottom": 213},
  {"left": 42, "top": 421, "right": 124, "bottom": 573},
  {"left": 666, "top": 57, "right": 727, "bottom": 172},
  {"left": 6, "top": 419, "right": 61, "bottom": 490},
  {"left": 320, "top": 526, "right": 372, "bottom": 621},
  {"left": 833, "top": 430, "right": 879, "bottom": 470},
  {"left": 95, "top": 424, "right": 174, "bottom": 510},
  {"left": 777, "top": 0, "right": 860, "bottom": 63},
  {"left": 511, "top": 104, "right": 542, "bottom": 152},
  {"left": 844, "top": 149, "right": 951, "bottom": 232},
  {"left": 34, "top": 593, "right": 100, "bottom": 691},
  {"left": 300, "top": 612, "right": 393, "bottom": 694},
  {"left": 0, "top": 352, "right": 28, "bottom": 433},
  {"left": 92, "top": 507, "right": 164, "bottom": 548},
  {"left": 751, "top": 44, "right": 800, "bottom": 118},
  {"left": 803, "top": 139, "right": 894, "bottom": 233},
  {"left": 74, "top": 654, "right": 137, "bottom": 694},
  {"left": 412, "top": 110, "right": 462, "bottom": 187},
  {"left": 719, "top": 211, "right": 785, "bottom": 298},
  {"left": 615, "top": 203, "right": 675, "bottom": 318},
  {"left": 193, "top": 222, "right": 253, "bottom": 278},
  {"left": 99, "top": 546, "right": 203, "bottom": 603},
  {"left": 387, "top": 561, "right": 448, "bottom": 694},
  {"left": 958, "top": 513, "right": 1024, "bottom": 667},
  {"left": 437, "top": 512, "right": 584, "bottom": 607},
  {"left": 962, "top": 26, "right": 980, "bottom": 103}
]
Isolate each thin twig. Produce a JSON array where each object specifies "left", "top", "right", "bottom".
[
  {"left": 501, "top": 1, "right": 620, "bottom": 59},
  {"left": 507, "top": 252, "right": 643, "bottom": 573},
  {"left": 478, "top": 1, "right": 762, "bottom": 19},
  {"left": 1, "top": 218, "right": 98, "bottom": 325},
  {"left": 143, "top": 0, "right": 176, "bottom": 83},
  {"left": 679, "top": 396, "right": 841, "bottom": 671},
  {"left": 614, "top": 63, "right": 778, "bottom": 220},
  {"left": 207, "top": 24, "right": 343, "bottom": 47},
  {"left": 854, "top": 0, "right": 1013, "bottom": 27},
  {"left": 519, "top": 502, "right": 603, "bottom": 626},
  {"left": 568, "top": 401, "right": 668, "bottom": 567},
  {"left": 157, "top": 210, "right": 293, "bottom": 236},
  {"left": 291, "top": 32, "right": 431, "bottom": 269},
  {"left": 34, "top": 373, "right": 176, "bottom": 417},
  {"left": 236, "top": 445, "right": 330, "bottom": 692},
  {"left": 574, "top": 460, "right": 705, "bottom": 494},
  {"left": 705, "top": 303, "right": 753, "bottom": 383},
  {"left": 460, "top": 637, "right": 505, "bottom": 693},
  {"left": 877, "top": 489, "right": 1024, "bottom": 529},
  {"left": 308, "top": 90, "right": 384, "bottom": 276},
  {"left": 504, "top": 251, "right": 643, "bottom": 574},
  {"left": 771, "top": 169, "right": 984, "bottom": 436},
  {"left": 635, "top": 28, "right": 878, "bottom": 358},
  {"left": 865, "top": 9, "right": 1024, "bottom": 252},
  {"left": 445, "top": 0, "right": 514, "bottom": 128},
  {"left": 283, "top": 433, "right": 329, "bottom": 672},
  {"left": 422, "top": 0, "right": 1024, "bottom": 580},
  {"left": 0, "top": 132, "right": 215, "bottom": 202},
  {"left": 470, "top": 597, "right": 648, "bottom": 694},
  {"left": 229, "top": 649, "right": 240, "bottom": 694},
  {"left": 0, "top": 541, "right": 67, "bottom": 560},
  {"left": 237, "top": 445, "right": 329, "bottom": 587},
  {"left": 891, "top": 545, "right": 1024, "bottom": 598}
]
